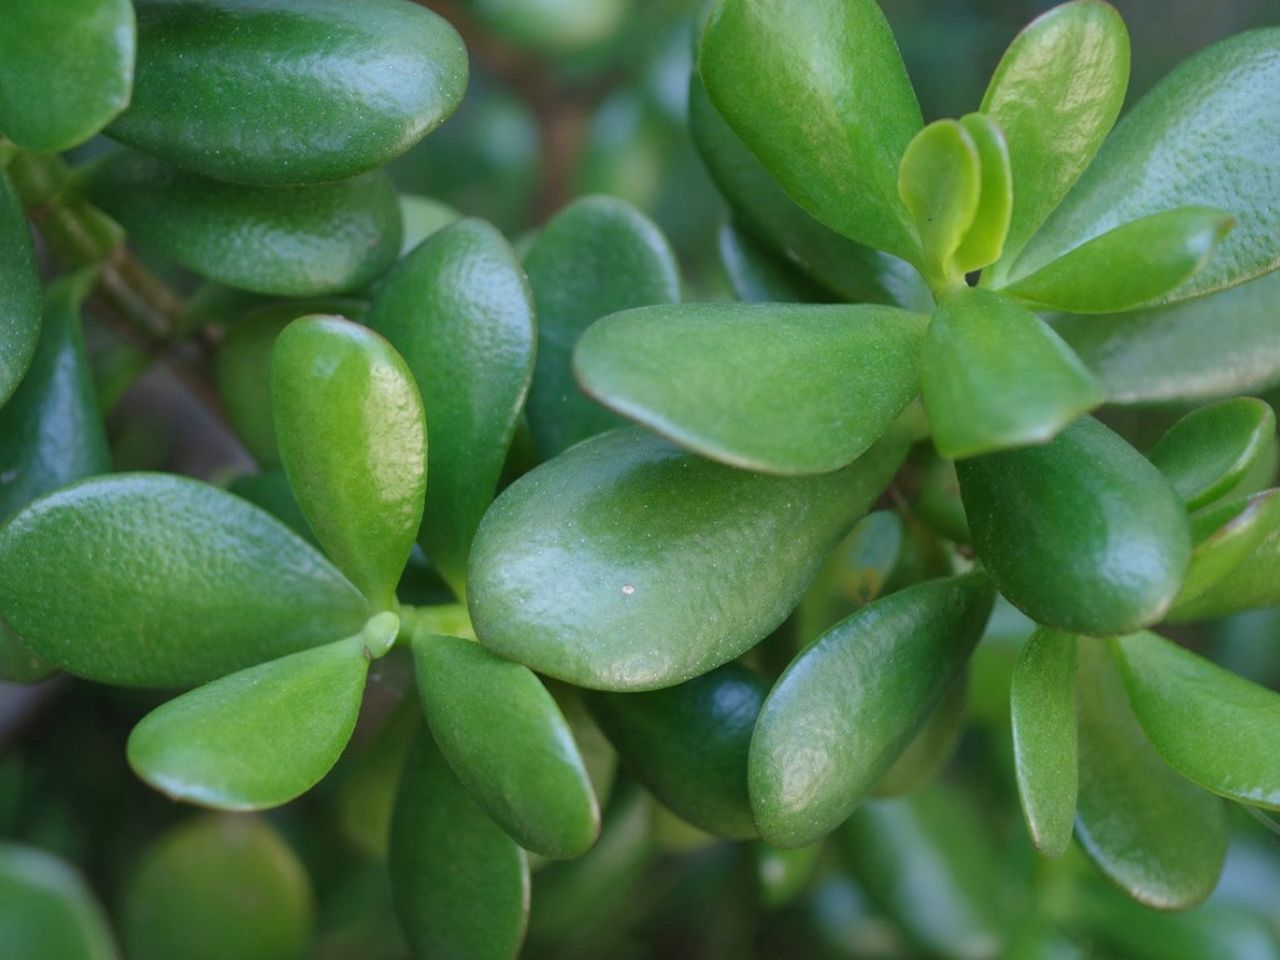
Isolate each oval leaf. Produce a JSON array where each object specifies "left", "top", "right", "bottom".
[
  {"left": 872, "top": 668, "right": 969, "bottom": 798},
  {"left": 717, "top": 222, "right": 833, "bottom": 305},
  {"left": 1172, "top": 490, "right": 1280, "bottom": 609},
  {"left": 0, "top": 170, "right": 41, "bottom": 408},
  {"left": 897, "top": 119, "right": 980, "bottom": 287},
  {"left": 954, "top": 112, "right": 1013, "bottom": 274},
  {"left": 1150, "top": 397, "right": 1276, "bottom": 509},
  {"left": 0, "top": 844, "right": 118, "bottom": 960}
]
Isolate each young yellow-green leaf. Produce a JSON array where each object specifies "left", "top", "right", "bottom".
[
  {"left": 954, "top": 113, "right": 1013, "bottom": 274},
  {"left": 921, "top": 288, "right": 1103, "bottom": 460},
  {"left": 871, "top": 669, "right": 969, "bottom": 798},
  {"left": 412, "top": 633, "right": 599, "bottom": 858},
  {"left": 1011, "top": 628, "right": 1078, "bottom": 858},
  {"left": 85, "top": 151, "right": 401, "bottom": 297},
  {"left": 0, "top": 844, "right": 118, "bottom": 960},
  {"left": 127, "top": 635, "right": 373, "bottom": 810},
  {"left": 574, "top": 302, "right": 927, "bottom": 475},
  {"left": 390, "top": 731, "right": 529, "bottom": 960},
  {"left": 1114, "top": 631, "right": 1280, "bottom": 810},
  {"left": 958, "top": 417, "right": 1190, "bottom": 636},
  {"left": 1150, "top": 397, "right": 1276, "bottom": 509},
  {"left": 0, "top": 170, "right": 40, "bottom": 409},
  {"left": 980, "top": 0, "right": 1129, "bottom": 278},
  {"left": 587, "top": 663, "right": 766, "bottom": 841},
  {"left": 750, "top": 574, "right": 994, "bottom": 848},
  {"left": 700, "top": 0, "right": 922, "bottom": 263},
  {"left": 1075, "top": 639, "right": 1226, "bottom": 910},
  {"left": 1172, "top": 490, "right": 1280, "bottom": 609},
  {"left": 469, "top": 425, "right": 910, "bottom": 691},
  {"left": 897, "top": 119, "right": 981, "bottom": 287},
  {"left": 523, "top": 196, "right": 679, "bottom": 460},
  {"left": 1001, "top": 206, "right": 1234, "bottom": 313},
  {"left": 368, "top": 219, "right": 535, "bottom": 597},
  {"left": 272, "top": 316, "right": 426, "bottom": 611},
  {"left": 1017, "top": 27, "right": 1280, "bottom": 302},
  {"left": 1165, "top": 496, "right": 1280, "bottom": 622},
  {"left": 0, "top": 474, "right": 370, "bottom": 687}
]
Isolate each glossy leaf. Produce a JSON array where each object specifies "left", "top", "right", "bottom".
[
  {"left": 469, "top": 425, "right": 910, "bottom": 691},
  {"left": 1172, "top": 490, "right": 1280, "bottom": 608},
  {"left": 921, "top": 288, "right": 1102, "bottom": 460},
  {"left": 1150, "top": 398, "right": 1276, "bottom": 509},
  {"left": 872, "top": 669, "right": 969, "bottom": 798},
  {"left": 958, "top": 417, "right": 1190, "bottom": 636},
  {"left": 1075, "top": 639, "right": 1226, "bottom": 910},
  {"left": 1167, "top": 495, "right": 1280, "bottom": 621},
  {"left": 1010, "top": 628, "right": 1078, "bottom": 857},
  {"left": 523, "top": 196, "right": 679, "bottom": 460},
  {"left": 954, "top": 112, "right": 1013, "bottom": 274},
  {"left": 111, "top": 0, "right": 467, "bottom": 185},
  {"left": 85, "top": 151, "right": 401, "bottom": 297},
  {"left": 0, "top": 844, "right": 118, "bottom": 960},
  {"left": 0, "top": 170, "right": 40, "bottom": 408},
  {"left": 368, "top": 218, "right": 535, "bottom": 597},
  {"left": 588, "top": 663, "right": 766, "bottom": 840},
  {"left": 398, "top": 193, "right": 461, "bottom": 255},
  {"left": 798, "top": 509, "right": 904, "bottom": 642},
  {"left": 897, "top": 120, "right": 980, "bottom": 286},
  {"left": 700, "top": 0, "right": 923, "bottom": 262},
  {"left": 750, "top": 574, "right": 993, "bottom": 847},
  {"left": 0, "top": 474, "right": 370, "bottom": 687},
  {"left": 272, "top": 315, "right": 426, "bottom": 610},
  {"left": 575, "top": 302, "right": 927, "bottom": 475}
]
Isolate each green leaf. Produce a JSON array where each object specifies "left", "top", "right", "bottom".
[
  {"left": 390, "top": 730, "right": 529, "bottom": 960},
  {"left": 461, "top": 0, "right": 629, "bottom": 54},
  {"left": 754, "top": 842, "right": 824, "bottom": 910},
  {"left": 272, "top": 316, "right": 425, "bottom": 610},
  {"left": 84, "top": 151, "right": 402, "bottom": 297},
  {"left": 575, "top": 302, "right": 926, "bottom": 475},
  {"left": 716, "top": 222, "right": 833, "bottom": 305},
  {"left": 1016, "top": 27, "right": 1280, "bottom": 302},
  {"left": 0, "top": 170, "right": 40, "bottom": 409},
  {"left": 121, "top": 816, "right": 313, "bottom": 960},
  {"left": 958, "top": 417, "right": 1190, "bottom": 636},
  {"left": 1010, "top": 628, "right": 1078, "bottom": 858},
  {"left": 523, "top": 196, "right": 679, "bottom": 460},
  {"left": 897, "top": 119, "right": 980, "bottom": 287},
  {"left": 110, "top": 0, "right": 466, "bottom": 186},
  {"left": 1150, "top": 397, "right": 1276, "bottom": 509},
  {"left": 954, "top": 112, "right": 1013, "bottom": 274},
  {"left": 368, "top": 219, "right": 535, "bottom": 597},
  {"left": 921, "top": 288, "right": 1103, "bottom": 460},
  {"left": 127, "top": 633, "right": 376, "bottom": 810},
  {"left": 398, "top": 193, "right": 461, "bottom": 255},
  {"left": 1075, "top": 639, "right": 1226, "bottom": 910},
  {"left": 1001, "top": 206, "right": 1234, "bottom": 313},
  {"left": 469, "top": 425, "right": 910, "bottom": 691},
  {"left": 0, "top": 844, "right": 118, "bottom": 960},
  {"left": 226, "top": 469, "right": 316, "bottom": 547},
  {"left": 587, "top": 662, "right": 766, "bottom": 840},
  {"left": 699, "top": 0, "right": 923, "bottom": 262},
  {"left": 797, "top": 509, "right": 904, "bottom": 642},
  {"left": 872, "top": 668, "right": 969, "bottom": 798},
  {"left": 1173, "top": 490, "right": 1280, "bottom": 609},
  {"left": 980, "top": 0, "right": 1129, "bottom": 278},
  {"left": 412, "top": 633, "right": 598, "bottom": 858},
  {"left": 0, "top": 474, "right": 370, "bottom": 687},
  {"left": 750, "top": 574, "right": 993, "bottom": 847},
  {"left": 335, "top": 700, "right": 417, "bottom": 861}
]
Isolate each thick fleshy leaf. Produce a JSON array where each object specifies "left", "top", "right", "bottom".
[
  {"left": 110, "top": 0, "right": 466, "bottom": 186},
  {"left": 1001, "top": 207, "right": 1234, "bottom": 313},
  {"left": 897, "top": 120, "right": 980, "bottom": 286},
  {"left": 1016, "top": 27, "right": 1280, "bottom": 302},
  {"left": 469, "top": 425, "right": 910, "bottom": 691},
  {"left": 575, "top": 302, "right": 927, "bottom": 474},
  {"left": 0, "top": 474, "right": 370, "bottom": 687},
  {"left": 461, "top": 0, "right": 628, "bottom": 54},
  {"left": 1075, "top": 639, "right": 1226, "bottom": 910},
  {"left": 958, "top": 417, "right": 1190, "bottom": 636},
  {"left": 716, "top": 222, "right": 832, "bottom": 304},
  {"left": 921, "top": 288, "right": 1102, "bottom": 460},
  {"left": 587, "top": 663, "right": 766, "bottom": 840},
  {"left": 127, "top": 633, "right": 379, "bottom": 810},
  {"left": 1172, "top": 490, "right": 1280, "bottom": 609},
  {"left": 0, "top": 844, "right": 118, "bottom": 960},
  {"left": 272, "top": 316, "right": 426, "bottom": 610},
  {"left": 0, "top": 170, "right": 40, "bottom": 408},
  {"left": 980, "top": 0, "right": 1129, "bottom": 278},
  {"left": 412, "top": 633, "right": 598, "bottom": 858},
  {"left": 750, "top": 574, "right": 993, "bottom": 847},
  {"left": 523, "top": 196, "right": 679, "bottom": 460},
  {"left": 700, "top": 0, "right": 922, "bottom": 262},
  {"left": 871, "top": 669, "right": 969, "bottom": 798},
  {"left": 953, "top": 112, "right": 1012, "bottom": 274},
  {"left": 798, "top": 509, "right": 904, "bottom": 642},
  {"left": 754, "top": 842, "right": 824, "bottom": 910},
  {"left": 335, "top": 701, "right": 417, "bottom": 861},
  {"left": 122, "top": 816, "right": 313, "bottom": 960},
  {"left": 1010, "top": 628, "right": 1078, "bottom": 857},
  {"left": 368, "top": 218, "right": 535, "bottom": 597},
  {"left": 227, "top": 470, "right": 315, "bottom": 547},
  {"left": 1150, "top": 397, "right": 1276, "bottom": 509},
  {"left": 399, "top": 193, "right": 461, "bottom": 255},
  {"left": 85, "top": 151, "right": 402, "bottom": 296},
  {"left": 390, "top": 730, "right": 529, "bottom": 960}
]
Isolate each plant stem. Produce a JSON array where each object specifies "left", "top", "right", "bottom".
[{"left": 397, "top": 602, "right": 476, "bottom": 644}]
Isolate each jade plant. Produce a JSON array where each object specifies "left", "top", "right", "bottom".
[{"left": 1, "top": 0, "right": 1280, "bottom": 957}]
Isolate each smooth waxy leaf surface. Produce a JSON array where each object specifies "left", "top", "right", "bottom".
[
  {"left": 588, "top": 663, "right": 766, "bottom": 840},
  {"left": 872, "top": 669, "right": 969, "bottom": 798},
  {"left": 1170, "top": 491, "right": 1280, "bottom": 616},
  {"left": 523, "top": 196, "right": 679, "bottom": 460},
  {"left": 128, "top": 634, "right": 375, "bottom": 810},
  {"left": 0, "top": 844, "right": 118, "bottom": 960},
  {"left": 469, "top": 426, "right": 910, "bottom": 690},
  {"left": 85, "top": 151, "right": 401, "bottom": 296},
  {"left": 412, "top": 633, "right": 598, "bottom": 858},
  {"left": 700, "top": 0, "right": 922, "bottom": 262},
  {"left": 0, "top": 474, "right": 370, "bottom": 686},
  {"left": 921, "top": 288, "right": 1102, "bottom": 460},
  {"left": 953, "top": 112, "right": 1013, "bottom": 274},
  {"left": 272, "top": 316, "right": 426, "bottom": 610},
  {"left": 1011, "top": 628, "right": 1078, "bottom": 857},
  {"left": 122, "top": 816, "right": 312, "bottom": 960},
  {"left": 750, "top": 575, "right": 993, "bottom": 848},
  {"left": 575, "top": 302, "right": 927, "bottom": 475},
  {"left": 897, "top": 120, "right": 980, "bottom": 286},
  {"left": 958, "top": 417, "right": 1190, "bottom": 636},
  {"left": 0, "top": 171, "right": 40, "bottom": 409},
  {"left": 369, "top": 219, "right": 535, "bottom": 596},
  {"left": 110, "top": 0, "right": 466, "bottom": 185},
  {"left": 1150, "top": 397, "right": 1276, "bottom": 509}
]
